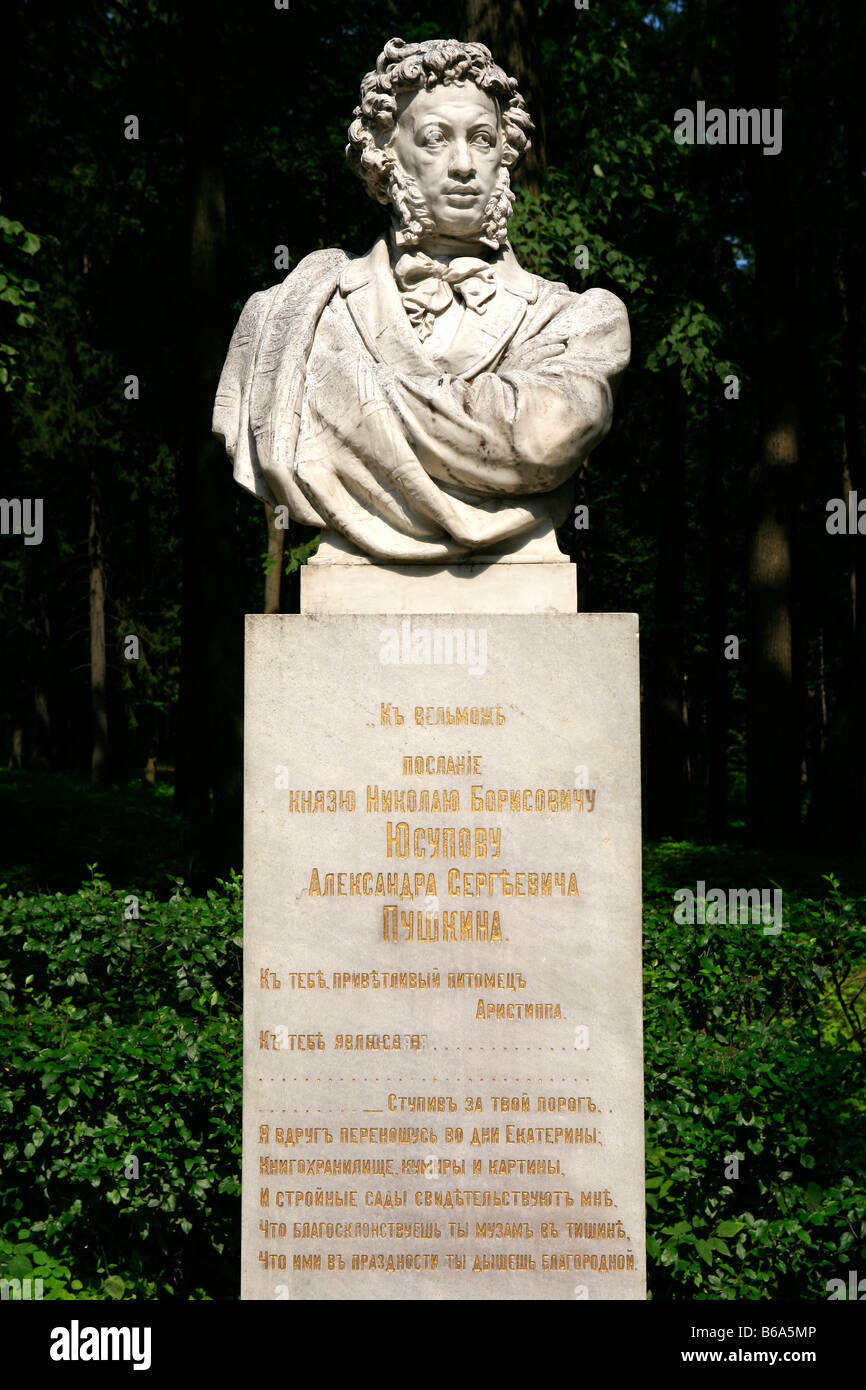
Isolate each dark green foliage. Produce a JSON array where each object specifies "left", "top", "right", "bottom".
[
  {"left": 0, "top": 772, "right": 196, "bottom": 895},
  {"left": 4, "top": 0, "right": 863, "bottom": 848},
  {"left": 0, "top": 208, "right": 41, "bottom": 393},
  {"left": 0, "top": 870, "right": 242, "bottom": 1299},
  {"left": 643, "top": 856, "right": 866, "bottom": 1298},
  {"left": 1, "top": 843, "right": 862, "bottom": 1299}
]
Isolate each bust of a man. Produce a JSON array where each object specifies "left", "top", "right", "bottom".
[{"left": 214, "top": 37, "right": 629, "bottom": 562}]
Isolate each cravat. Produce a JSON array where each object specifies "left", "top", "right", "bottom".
[{"left": 393, "top": 251, "right": 497, "bottom": 341}]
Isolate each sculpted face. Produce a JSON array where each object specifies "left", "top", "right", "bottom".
[{"left": 391, "top": 83, "right": 503, "bottom": 241}]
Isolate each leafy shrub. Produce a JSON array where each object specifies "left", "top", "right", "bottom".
[
  {"left": 1, "top": 850, "right": 863, "bottom": 1299},
  {"left": 0, "top": 869, "right": 242, "bottom": 1299},
  {"left": 0, "top": 1233, "right": 84, "bottom": 1299},
  {"left": 644, "top": 866, "right": 866, "bottom": 1298}
]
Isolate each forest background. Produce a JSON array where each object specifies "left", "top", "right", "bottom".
[{"left": 0, "top": 0, "right": 863, "bottom": 1301}]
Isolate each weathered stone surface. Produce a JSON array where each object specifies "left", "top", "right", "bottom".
[
  {"left": 301, "top": 527, "right": 577, "bottom": 615},
  {"left": 242, "top": 612, "right": 644, "bottom": 1300},
  {"left": 214, "top": 37, "right": 629, "bottom": 563}
]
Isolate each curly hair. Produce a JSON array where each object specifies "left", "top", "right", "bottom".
[{"left": 346, "top": 37, "right": 534, "bottom": 249}]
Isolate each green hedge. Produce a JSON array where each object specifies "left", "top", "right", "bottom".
[
  {"left": 0, "top": 860, "right": 863, "bottom": 1299},
  {"left": 0, "top": 871, "right": 242, "bottom": 1299},
  {"left": 643, "top": 866, "right": 866, "bottom": 1298}
]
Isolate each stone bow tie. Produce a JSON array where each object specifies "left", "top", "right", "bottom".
[{"left": 393, "top": 251, "right": 497, "bottom": 341}]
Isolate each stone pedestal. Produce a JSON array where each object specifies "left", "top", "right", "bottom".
[{"left": 242, "top": 595, "right": 645, "bottom": 1299}]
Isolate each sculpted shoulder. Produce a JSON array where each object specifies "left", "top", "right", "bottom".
[
  {"left": 533, "top": 274, "right": 628, "bottom": 326},
  {"left": 501, "top": 244, "right": 628, "bottom": 341},
  {"left": 235, "top": 247, "right": 350, "bottom": 322},
  {"left": 527, "top": 275, "right": 630, "bottom": 369},
  {"left": 281, "top": 245, "right": 351, "bottom": 290}
]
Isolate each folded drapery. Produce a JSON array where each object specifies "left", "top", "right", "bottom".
[{"left": 213, "top": 234, "right": 630, "bottom": 562}]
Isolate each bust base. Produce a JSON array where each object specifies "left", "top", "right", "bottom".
[{"left": 300, "top": 525, "right": 578, "bottom": 615}]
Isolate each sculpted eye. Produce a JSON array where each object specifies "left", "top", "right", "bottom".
[
  {"left": 422, "top": 129, "right": 446, "bottom": 147},
  {"left": 473, "top": 131, "right": 495, "bottom": 148}
]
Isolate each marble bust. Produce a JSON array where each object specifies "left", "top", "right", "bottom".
[{"left": 213, "top": 37, "right": 630, "bottom": 563}]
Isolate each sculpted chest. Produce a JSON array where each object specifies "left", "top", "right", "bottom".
[{"left": 336, "top": 235, "right": 538, "bottom": 379}]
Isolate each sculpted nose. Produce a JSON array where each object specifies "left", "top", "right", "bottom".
[{"left": 448, "top": 139, "right": 475, "bottom": 178}]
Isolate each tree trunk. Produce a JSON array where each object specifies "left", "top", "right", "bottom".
[
  {"left": 89, "top": 465, "right": 109, "bottom": 788},
  {"left": 643, "top": 370, "right": 688, "bottom": 837},
  {"left": 28, "top": 597, "right": 53, "bottom": 770},
  {"left": 706, "top": 394, "right": 728, "bottom": 837},
  {"left": 264, "top": 505, "right": 284, "bottom": 614},
  {"left": 463, "top": 0, "right": 546, "bottom": 193},
  {"left": 807, "top": 0, "right": 866, "bottom": 852},
  {"left": 832, "top": 8, "right": 866, "bottom": 850},
  {"left": 743, "top": 0, "right": 800, "bottom": 849},
  {"left": 643, "top": 0, "right": 708, "bottom": 837},
  {"left": 9, "top": 727, "right": 23, "bottom": 770},
  {"left": 175, "top": 0, "right": 244, "bottom": 875}
]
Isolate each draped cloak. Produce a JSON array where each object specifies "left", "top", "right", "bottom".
[{"left": 213, "top": 234, "right": 630, "bottom": 562}]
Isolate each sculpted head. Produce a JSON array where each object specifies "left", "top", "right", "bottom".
[{"left": 346, "top": 37, "right": 534, "bottom": 250}]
